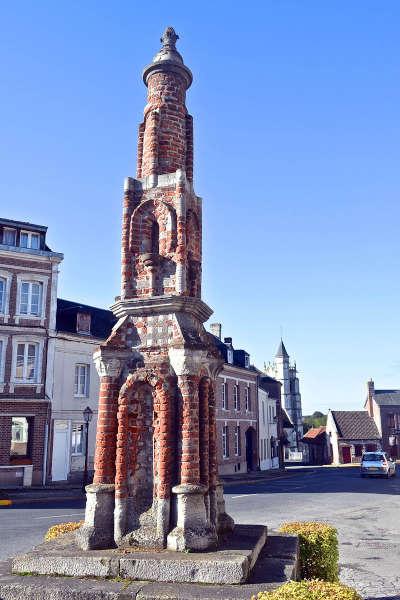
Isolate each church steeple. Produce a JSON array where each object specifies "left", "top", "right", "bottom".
[{"left": 275, "top": 338, "right": 289, "bottom": 359}]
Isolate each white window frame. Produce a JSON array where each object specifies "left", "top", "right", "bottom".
[
  {"left": 222, "top": 381, "right": 227, "bottom": 410},
  {"left": 20, "top": 230, "right": 40, "bottom": 250},
  {"left": 2, "top": 227, "right": 16, "bottom": 246},
  {"left": 74, "top": 363, "right": 90, "bottom": 398},
  {"left": 222, "top": 424, "right": 229, "bottom": 459},
  {"left": 0, "top": 334, "right": 8, "bottom": 393},
  {"left": 0, "top": 270, "right": 12, "bottom": 323},
  {"left": 234, "top": 424, "right": 241, "bottom": 456},
  {"left": 15, "top": 273, "right": 48, "bottom": 325},
  {"left": 71, "top": 422, "right": 86, "bottom": 455},
  {"left": 245, "top": 386, "right": 250, "bottom": 412},
  {"left": 233, "top": 384, "right": 240, "bottom": 411},
  {"left": 10, "top": 335, "right": 44, "bottom": 392}
]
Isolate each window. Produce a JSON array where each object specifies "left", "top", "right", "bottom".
[
  {"left": 262, "top": 401, "right": 265, "bottom": 425},
  {"left": 0, "top": 278, "right": 5, "bottom": 313},
  {"left": 19, "top": 281, "right": 42, "bottom": 316},
  {"left": 20, "top": 231, "right": 40, "bottom": 250},
  {"left": 76, "top": 312, "right": 91, "bottom": 334},
  {"left": 222, "top": 425, "right": 229, "bottom": 458},
  {"left": 245, "top": 387, "right": 251, "bottom": 411},
  {"left": 227, "top": 349, "right": 233, "bottom": 364},
  {"left": 245, "top": 355, "right": 250, "bottom": 368},
  {"left": 234, "top": 425, "right": 241, "bottom": 456},
  {"left": 233, "top": 384, "right": 240, "bottom": 411},
  {"left": 15, "top": 343, "right": 38, "bottom": 381},
  {"left": 10, "top": 417, "right": 31, "bottom": 458},
  {"left": 3, "top": 228, "right": 16, "bottom": 246},
  {"left": 222, "top": 381, "right": 227, "bottom": 409},
  {"left": 74, "top": 364, "right": 90, "bottom": 397},
  {"left": 388, "top": 413, "right": 395, "bottom": 429},
  {"left": 71, "top": 423, "right": 85, "bottom": 455}
]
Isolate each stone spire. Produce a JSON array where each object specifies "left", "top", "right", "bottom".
[{"left": 142, "top": 26, "right": 192, "bottom": 88}]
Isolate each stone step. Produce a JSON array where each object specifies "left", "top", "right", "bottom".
[
  {"left": 0, "top": 533, "right": 299, "bottom": 599},
  {"left": 12, "top": 524, "right": 267, "bottom": 585}
]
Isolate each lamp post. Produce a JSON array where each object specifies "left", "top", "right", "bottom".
[{"left": 82, "top": 406, "right": 93, "bottom": 492}]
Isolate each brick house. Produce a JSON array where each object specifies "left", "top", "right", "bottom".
[
  {"left": 365, "top": 379, "right": 400, "bottom": 459},
  {"left": 50, "top": 299, "right": 116, "bottom": 482},
  {"left": 326, "top": 409, "right": 381, "bottom": 464},
  {"left": 0, "top": 218, "right": 63, "bottom": 486},
  {"left": 210, "top": 324, "right": 259, "bottom": 475},
  {"left": 302, "top": 426, "right": 330, "bottom": 465}
]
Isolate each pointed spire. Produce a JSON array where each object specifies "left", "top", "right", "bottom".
[
  {"left": 276, "top": 339, "right": 289, "bottom": 359},
  {"left": 143, "top": 27, "right": 192, "bottom": 89}
]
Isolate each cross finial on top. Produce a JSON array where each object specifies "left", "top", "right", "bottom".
[{"left": 161, "top": 27, "right": 179, "bottom": 49}]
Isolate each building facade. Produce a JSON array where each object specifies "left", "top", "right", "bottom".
[
  {"left": 302, "top": 426, "right": 330, "bottom": 465},
  {"left": 365, "top": 379, "right": 400, "bottom": 459},
  {"left": 258, "top": 375, "right": 280, "bottom": 470},
  {"left": 211, "top": 324, "right": 258, "bottom": 475},
  {"left": 265, "top": 340, "right": 303, "bottom": 456},
  {"left": 0, "top": 218, "right": 63, "bottom": 486},
  {"left": 50, "top": 299, "right": 116, "bottom": 482},
  {"left": 326, "top": 409, "right": 381, "bottom": 464}
]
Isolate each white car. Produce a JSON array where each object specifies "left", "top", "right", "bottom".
[{"left": 360, "top": 451, "right": 396, "bottom": 478}]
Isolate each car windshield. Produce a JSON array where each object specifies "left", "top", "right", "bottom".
[{"left": 362, "top": 453, "right": 385, "bottom": 462}]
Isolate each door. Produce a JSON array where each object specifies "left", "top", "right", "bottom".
[
  {"left": 245, "top": 427, "right": 256, "bottom": 471},
  {"left": 342, "top": 446, "right": 351, "bottom": 464},
  {"left": 51, "top": 420, "right": 70, "bottom": 481}
]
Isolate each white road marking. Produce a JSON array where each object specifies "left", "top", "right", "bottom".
[
  {"left": 34, "top": 513, "right": 85, "bottom": 520},
  {"left": 231, "top": 495, "right": 250, "bottom": 499}
]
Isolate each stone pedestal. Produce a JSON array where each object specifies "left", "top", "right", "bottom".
[
  {"left": 76, "top": 484, "right": 115, "bottom": 550},
  {"left": 167, "top": 484, "right": 217, "bottom": 552}
]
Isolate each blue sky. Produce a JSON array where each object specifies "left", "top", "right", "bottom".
[{"left": 1, "top": 1, "right": 399, "bottom": 414}]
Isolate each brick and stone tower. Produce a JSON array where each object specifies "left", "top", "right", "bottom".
[{"left": 78, "top": 27, "right": 233, "bottom": 553}]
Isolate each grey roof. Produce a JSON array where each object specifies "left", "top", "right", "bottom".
[
  {"left": 374, "top": 390, "right": 400, "bottom": 406},
  {"left": 331, "top": 410, "right": 380, "bottom": 440},
  {"left": 276, "top": 339, "right": 289, "bottom": 359}
]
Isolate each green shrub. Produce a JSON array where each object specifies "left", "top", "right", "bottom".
[
  {"left": 44, "top": 521, "right": 83, "bottom": 541},
  {"left": 252, "top": 579, "right": 362, "bottom": 600},
  {"left": 279, "top": 522, "right": 339, "bottom": 582}
]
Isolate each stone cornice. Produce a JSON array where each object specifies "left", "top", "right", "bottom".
[{"left": 111, "top": 295, "right": 213, "bottom": 323}]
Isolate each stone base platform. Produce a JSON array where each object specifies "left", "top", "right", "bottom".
[
  {"left": 1, "top": 532, "right": 299, "bottom": 600},
  {"left": 12, "top": 525, "right": 267, "bottom": 585}
]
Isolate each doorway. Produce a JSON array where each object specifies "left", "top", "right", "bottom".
[
  {"left": 245, "top": 427, "right": 256, "bottom": 471},
  {"left": 341, "top": 446, "right": 351, "bottom": 464},
  {"left": 52, "top": 420, "right": 70, "bottom": 481}
]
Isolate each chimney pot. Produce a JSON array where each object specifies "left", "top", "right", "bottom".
[{"left": 210, "top": 323, "right": 222, "bottom": 340}]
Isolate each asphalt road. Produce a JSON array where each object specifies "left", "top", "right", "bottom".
[{"left": 0, "top": 467, "right": 399, "bottom": 599}]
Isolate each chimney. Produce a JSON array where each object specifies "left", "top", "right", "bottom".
[
  {"left": 367, "top": 379, "right": 375, "bottom": 417},
  {"left": 210, "top": 323, "right": 222, "bottom": 340},
  {"left": 224, "top": 337, "right": 232, "bottom": 345}
]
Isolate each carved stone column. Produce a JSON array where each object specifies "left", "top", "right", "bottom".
[{"left": 76, "top": 351, "right": 124, "bottom": 550}]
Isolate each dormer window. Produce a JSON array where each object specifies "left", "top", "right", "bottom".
[
  {"left": 245, "top": 354, "right": 250, "bottom": 368},
  {"left": 20, "top": 231, "right": 40, "bottom": 250},
  {"left": 3, "top": 228, "right": 16, "bottom": 246},
  {"left": 77, "top": 312, "right": 91, "bottom": 335},
  {"left": 227, "top": 349, "right": 233, "bottom": 364}
]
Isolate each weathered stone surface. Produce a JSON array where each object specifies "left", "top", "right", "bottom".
[
  {"left": 2, "top": 534, "right": 299, "bottom": 599},
  {"left": 12, "top": 525, "right": 267, "bottom": 585}
]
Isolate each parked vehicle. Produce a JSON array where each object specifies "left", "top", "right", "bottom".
[{"left": 360, "top": 451, "right": 396, "bottom": 478}]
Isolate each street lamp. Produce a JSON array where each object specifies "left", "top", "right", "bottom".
[{"left": 82, "top": 406, "right": 93, "bottom": 492}]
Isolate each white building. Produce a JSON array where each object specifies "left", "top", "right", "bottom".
[
  {"left": 258, "top": 375, "right": 280, "bottom": 470},
  {"left": 50, "top": 299, "right": 115, "bottom": 482},
  {"left": 266, "top": 340, "right": 304, "bottom": 457}
]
